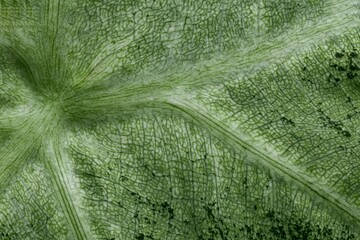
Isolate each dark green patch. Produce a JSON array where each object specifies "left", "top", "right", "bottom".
[
  {"left": 160, "top": 201, "right": 175, "bottom": 221},
  {"left": 280, "top": 116, "right": 296, "bottom": 126},
  {"left": 349, "top": 64, "right": 359, "bottom": 71},
  {"left": 317, "top": 108, "right": 351, "bottom": 137},
  {"left": 350, "top": 52, "right": 358, "bottom": 58},
  {"left": 337, "top": 66, "right": 346, "bottom": 71},
  {"left": 342, "top": 130, "right": 351, "bottom": 138},
  {"left": 135, "top": 233, "right": 145, "bottom": 240},
  {"left": 201, "top": 202, "right": 229, "bottom": 240},
  {"left": 347, "top": 72, "right": 357, "bottom": 79},
  {"left": 335, "top": 52, "right": 344, "bottom": 58},
  {"left": 265, "top": 210, "right": 275, "bottom": 220}
]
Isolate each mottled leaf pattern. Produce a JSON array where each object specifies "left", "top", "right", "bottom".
[{"left": 0, "top": 0, "right": 359, "bottom": 239}]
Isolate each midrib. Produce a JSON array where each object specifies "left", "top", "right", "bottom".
[
  {"left": 19, "top": 103, "right": 92, "bottom": 240},
  {"left": 163, "top": 98, "right": 360, "bottom": 232},
  {"left": 41, "top": 132, "right": 93, "bottom": 240}
]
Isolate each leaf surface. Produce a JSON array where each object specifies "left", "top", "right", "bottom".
[{"left": 0, "top": 0, "right": 359, "bottom": 239}]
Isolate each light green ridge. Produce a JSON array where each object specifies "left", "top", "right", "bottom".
[
  {"left": 68, "top": 110, "right": 357, "bottom": 239},
  {"left": 64, "top": 93, "right": 360, "bottom": 235},
  {"left": 41, "top": 136, "right": 91, "bottom": 240},
  {"left": 164, "top": 99, "right": 360, "bottom": 231},
  {"left": 34, "top": 103, "right": 91, "bottom": 240}
]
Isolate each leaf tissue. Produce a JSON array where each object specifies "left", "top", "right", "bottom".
[{"left": 0, "top": 0, "right": 360, "bottom": 239}]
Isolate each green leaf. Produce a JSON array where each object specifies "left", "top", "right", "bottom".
[{"left": 0, "top": 0, "right": 359, "bottom": 239}]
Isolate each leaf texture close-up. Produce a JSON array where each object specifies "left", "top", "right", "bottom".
[{"left": 0, "top": 0, "right": 360, "bottom": 239}]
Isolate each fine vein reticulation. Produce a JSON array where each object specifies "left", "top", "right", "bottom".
[{"left": 0, "top": 0, "right": 359, "bottom": 239}]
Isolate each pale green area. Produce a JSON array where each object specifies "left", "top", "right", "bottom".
[{"left": 0, "top": 0, "right": 359, "bottom": 239}]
